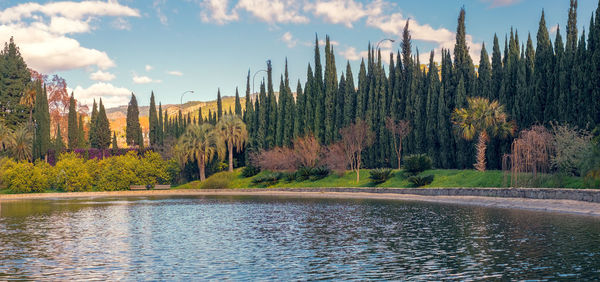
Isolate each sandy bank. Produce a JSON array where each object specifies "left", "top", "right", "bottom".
[{"left": 1, "top": 188, "right": 600, "bottom": 217}]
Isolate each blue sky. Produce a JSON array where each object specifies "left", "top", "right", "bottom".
[{"left": 0, "top": 0, "right": 596, "bottom": 108}]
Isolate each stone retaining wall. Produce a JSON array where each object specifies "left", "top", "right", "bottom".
[{"left": 224, "top": 187, "right": 600, "bottom": 203}]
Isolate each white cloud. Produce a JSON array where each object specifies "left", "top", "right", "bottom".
[
  {"left": 306, "top": 0, "right": 382, "bottom": 28},
  {"left": 481, "top": 0, "right": 522, "bottom": 8},
  {"left": 236, "top": 0, "right": 308, "bottom": 24},
  {"left": 89, "top": 70, "right": 115, "bottom": 81},
  {"left": 111, "top": 18, "right": 131, "bottom": 30},
  {"left": 133, "top": 74, "right": 161, "bottom": 84},
  {"left": 200, "top": 0, "right": 239, "bottom": 24},
  {"left": 70, "top": 82, "right": 132, "bottom": 108},
  {"left": 0, "top": 1, "right": 140, "bottom": 23},
  {"left": 550, "top": 24, "right": 559, "bottom": 34},
  {"left": 281, "top": 31, "right": 297, "bottom": 48},
  {"left": 153, "top": 0, "right": 168, "bottom": 25},
  {"left": 338, "top": 46, "right": 367, "bottom": 61},
  {"left": 145, "top": 65, "right": 153, "bottom": 71},
  {"left": 167, "top": 70, "right": 184, "bottom": 76},
  {"left": 0, "top": 1, "right": 140, "bottom": 74}
]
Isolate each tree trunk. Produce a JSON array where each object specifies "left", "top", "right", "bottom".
[
  {"left": 474, "top": 132, "right": 489, "bottom": 172},
  {"left": 228, "top": 142, "right": 234, "bottom": 172},
  {"left": 397, "top": 141, "right": 403, "bottom": 169},
  {"left": 199, "top": 156, "right": 206, "bottom": 181},
  {"left": 356, "top": 153, "right": 361, "bottom": 183}
]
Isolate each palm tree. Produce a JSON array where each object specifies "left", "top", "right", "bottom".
[
  {"left": 178, "top": 124, "right": 224, "bottom": 181},
  {"left": 20, "top": 82, "right": 36, "bottom": 124},
  {"left": 8, "top": 124, "right": 33, "bottom": 161},
  {"left": 216, "top": 115, "right": 248, "bottom": 172},
  {"left": 452, "top": 97, "right": 515, "bottom": 171}
]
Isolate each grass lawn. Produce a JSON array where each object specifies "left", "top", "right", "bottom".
[{"left": 175, "top": 168, "right": 588, "bottom": 190}]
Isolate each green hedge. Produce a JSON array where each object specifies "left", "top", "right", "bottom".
[{"left": 0, "top": 152, "right": 179, "bottom": 193}]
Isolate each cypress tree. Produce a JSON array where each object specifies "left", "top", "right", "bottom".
[
  {"left": 554, "top": 26, "right": 568, "bottom": 123},
  {"left": 149, "top": 91, "right": 158, "bottom": 146},
  {"left": 158, "top": 103, "right": 164, "bottom": 145},
  {"left": 126, "top": 93, "right": 142, "bottom": 147},
  {"left": 112, "top": 132, "right": 118, "bottom": 149},
  {"left": 67, "top": 92, "right": 78, "bottom": 149},
  {"left": 523, "top": 34, "right": 536, "bottom": 126},
  {"left": 54, "top": 123, "right": 65, "bottom": 152},
  {"left": 294, "top": 80, "right": 304, "bottom": 138},
  {"left": 266, "top": 60, "right": 277, "bottom": 148},
  {"left": 257, "top": 81, "right": 267, "bottom": 147},
  {"left": 313, "top": 35, "right": 325, "bottom": 142},
  {"left": 337, "top": 73, "right": 346, "bottom": 132},
  {"left": 343, "top": 61, "right": 356, "bottom": 126},
  {"left": 478, "top": 43, "right": 492, "bottom": 99},
  {"left": 276, "top": 75, "right": 286, "bottom": 146},
  {"left": 323, "top": 36, "right": 338, "bottom": 143},
  {"left": 491, "top": 34, "right": 503, "bottom": 101},
  {"left": 235, "top": 87, "right": 242, "bottom": 117},
  {"left": 89, "top": 100, "right": 98, "bottom": 148},
  {"left": 33, "top": 81, "right": 50, "bottom": 159},
  {"left": 425, "top": 51, "right": 440, "bottom": 166},
  {"left": 356, "top": 60, "right": 367, "bottom": 121},
  {"left": 283, "top": 59, "right": 295, "bottom": 145},
  {"left": 436, "top": 84, "right": 451, "bottom": 168},
  {"left": 244, "top": 70, "right": 252, "bottom": 123},
  {"left": 97, "top": 99, "right": 111, "bottom": 150},
  {"left": 77, "top": 114, "right": 86, "bottom": 148},
  {"left": 217, "top": 88, "right": 223, "bottom": 120},
  {"left": 304, "top": 65, "right": 315, "bottom": 133},
  {"left": 534, "top": 11, "right": 554, "bottom": 123}
]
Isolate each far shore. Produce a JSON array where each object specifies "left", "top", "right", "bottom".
[{"left": 1, "top": 188, "right": 600, "bottom": 217}]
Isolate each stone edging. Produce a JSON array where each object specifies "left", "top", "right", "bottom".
[
  {"left": 197, "top": 187, "right": 600, "bottom": 203},
  {"left": 1, "top": 187, "right": 600, "bottom": 203}
]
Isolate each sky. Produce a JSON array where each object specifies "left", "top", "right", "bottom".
[{"left": 0, "top": 0, "right": 596, "bottom": 109}]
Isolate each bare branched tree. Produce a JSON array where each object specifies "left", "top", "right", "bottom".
[
  {"left": 385, "top": 117, "right": 411, "bottom": 169},
  {"left": 339, "top": 119, "right": 374, "bottom": 183}
]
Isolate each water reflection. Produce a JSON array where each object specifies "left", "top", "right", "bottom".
[{"left": 0, "top": 196, "right": 599, "bottom": 280}]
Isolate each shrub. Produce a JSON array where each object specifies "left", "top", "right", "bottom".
[
  {"left": 241, "top": 165, "right": 261, "bottom": 178},
  {"left": 138, "top": 152, "right": 173, "bottom": 185},
  {"left": 310, "top": 166, "right": 330, "bottom": 181},
  {"left": 551, "top": 123, "right": 593, "bottom": 176},
  {"left": 408, "top": 175, "right": 434, "bottom": 187},
  {"left": 403, "top": 154, "right": 432, "bottom": 176},
  {"left": 96, "top": 152, "right": 139, "bottom": 191},
  {"left": 1, "top": 159, "right": 50, "bottom": 193},
  {"left": 295, "top": 166, "right": 312, "bottom": 181},
  {"left": 369, "top": 168, "right": 394, "bottom": 184},
  {"left": 252, "top": 173, "right": 282, "bottom": 186},
  {"left": 282, "top": 172, "right": 296, "bottom": 182},
  {"left": 200, "top": 172, "right": 234, "bottom": 189},
  {"left": 54, "top": 152, "right": 93, "bottom": 192}
]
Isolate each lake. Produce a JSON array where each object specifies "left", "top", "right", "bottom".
[{"left": 0, "top": 195, "right": 599, "bottom": 280}]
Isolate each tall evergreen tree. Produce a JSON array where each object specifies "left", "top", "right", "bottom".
[
  {"left": 323, "top": 36, "right": 338, "bottom": 143},
  {"left": 217, "top": 88, "right": 223, "bottom": 120},
  {"left": 126, "top": 93, "right": 142, "bottom": 147},
  {"left": 478, "top": 43, "right": 492, "bottom": 99},
  {"left": 294, "top": 80, "right": 304, "bottom": 138},
  {"left": 234, "top": 87, "right": 242, "bottom": 117},
  {"left": 67, "top": 92, "right": 78, "bottom": 149},
  {"left": 97, "top": 99, "right": 111, "bottom": 149},
  {"left": 77, "top": 114, "right": 86, "bottom": 148},
  {"left": 158, "top": 103, "right": 164, "bottom": 145},
  {"left": 534, "top": 11, "right": 554, "bottom": 123},
  {"left": 0, "top": 37, "right": 31, "bottom": 127},
  {"left": 112, "top": 131, "right": 118, "bottom": 149},
  {"left": 149, "top": 91, "right": 158, "bottom": 146},
  {"left": 89, "top": 100, "right": 98, "bottom": 148},
  {"left": 33, "top": 81, "right": 50, "bottom": 159}
]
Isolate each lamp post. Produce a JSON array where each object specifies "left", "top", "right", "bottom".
[
  {"left": 375, "top": 38, "right": 395, "bottom": 50},
  {"left": 252, "top": 69, "right": 268, "bottom": 97},
  {"left": 179, "top": 90, "right": 194, "bottom": 110}
]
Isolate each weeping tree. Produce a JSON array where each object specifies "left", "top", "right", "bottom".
[
  {"left": 452, "top": 97, "right": 515, "bottom": 171},
  {"left": 177, "top": 124, "right": 224, "bottom": 181},
  {"left": 216, "top": 115, "right": 247, "bottom": 172}
]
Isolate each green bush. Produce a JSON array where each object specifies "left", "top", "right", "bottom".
[
  {"left": 96, "top": 152, "right": 139, "bottom": 191},
  {"left": 369, "top": 168, "right": 394, "bottom": 184},
  {"left": 309, "top": 166, "right": 330, "bottom": 181},
  {"left": 200, "top": 171, "right": 234, "bottom": 189},
  {"left": 1, "top": 159, "right": 50, "bottom": 193},
  {"left": 252, "top": 173, "right": 282, "bottom": 186},
  {"left": 403, "top": 154, "right": 433, "bottom": 176},
  {"left": 295, "top": 166, "right": 312, "bottom": 181},
  {"left": 54, "top": 152, "right": 94, "bottom": 192},
  {"left": 408, "top": 175, "right": 434, "bottom": 187},
  {"left": 138, "top": 152, "right": 173, "bottom": 185},
  {"left": 241, "top": 165, "right": 260, "bottom": 178}
]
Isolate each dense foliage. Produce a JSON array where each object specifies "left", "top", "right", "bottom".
[
  {"left": 369, "top": 168, "right": 394, "bottom": 184},
  {"left": 0, "top": 152, "right": 177, "bottom": 193}
]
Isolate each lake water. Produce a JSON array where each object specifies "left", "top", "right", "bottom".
[{"left": 0, "top": 195, "right": 599, "bottom": 280}]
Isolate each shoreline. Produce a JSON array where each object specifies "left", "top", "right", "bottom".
[{"left": 2, "top": 188, "right": 600, "bottom": 217}]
